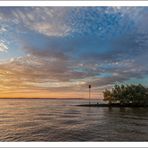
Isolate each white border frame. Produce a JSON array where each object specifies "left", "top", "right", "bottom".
[
  {"left": 0, "top": 1, "right": 148, "bottom": 6},
  {"left": 0, "top": 142, "right": 148, "bottom": 147},
  {"left": 0, "top": 1, "right": 148, "bottom": 147}
]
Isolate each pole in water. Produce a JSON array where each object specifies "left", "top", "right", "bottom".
[{"left": 89, "top": 85, "right": 91, "bottom": 105}]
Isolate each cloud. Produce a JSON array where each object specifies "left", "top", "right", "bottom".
[
  {"left": 0, "top": 54, "right": 90, "bottom": 91},
  {"left": 0, "top": 7, "right": 71, "bottom": 37},
  {"left": 0, "top": 41, "right": 8, "bottom": 52},
  {"left": 0, "top": 26, "right": 7, "bottom": 32},
  {"left": 0, "top": 7, "right": 148, "bottom": 98}
]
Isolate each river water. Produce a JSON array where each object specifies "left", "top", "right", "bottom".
[{"left": 0, "top": 99, "right": 148, "bottom": 141}]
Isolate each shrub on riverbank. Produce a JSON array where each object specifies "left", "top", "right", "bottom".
[{"left": 103, "top": 84, "right": 148, "bottom": 106}]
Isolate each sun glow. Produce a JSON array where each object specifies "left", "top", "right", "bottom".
[{"left": 0, "top": 7, "right": 148, "bottom": 99}]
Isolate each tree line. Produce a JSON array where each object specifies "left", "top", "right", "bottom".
[{"left": 103, "top": 84, "right": 148, "bottom": 106}]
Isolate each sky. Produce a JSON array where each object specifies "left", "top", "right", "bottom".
[{"left": 0, "top": 7, "right": 148, "bottom": 99}]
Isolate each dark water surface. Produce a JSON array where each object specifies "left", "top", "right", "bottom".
[{"left": 0, "top": 99, "right": 148, "bottom": 141}]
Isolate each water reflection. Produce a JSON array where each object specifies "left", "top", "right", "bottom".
[{"left": 0, "top": 99, "right": 148, "bottom": 141}]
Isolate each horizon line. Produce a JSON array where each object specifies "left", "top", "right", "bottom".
[{"left": 0, "top": 97, "right": 101, "bottom": 100}]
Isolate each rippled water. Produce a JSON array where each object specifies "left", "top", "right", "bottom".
[{"left": 0, "top": 99, "right": 148, "bottom": 141}]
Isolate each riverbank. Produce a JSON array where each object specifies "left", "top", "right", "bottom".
[{"left": 77, "top": 103, "right": 148, "bottom": 107}]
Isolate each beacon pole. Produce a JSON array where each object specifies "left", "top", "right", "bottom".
[{"left": 89, "top": 85, "right": 91, "bottom": 105}]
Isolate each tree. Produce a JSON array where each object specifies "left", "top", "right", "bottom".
[
  {"left": 103, "top": 84, "right": 148, "bottom": 106},
  {"left": 103, "top": 89, "right": 112, "bottom": 104}
]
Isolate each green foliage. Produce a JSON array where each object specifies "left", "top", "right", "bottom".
[{"left": 103, "top": 84, "right": 148, "bottom": 105}]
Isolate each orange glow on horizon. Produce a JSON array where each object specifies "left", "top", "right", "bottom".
[
  {"left": 0, "top": 89, "right": 103, "bottom": 99},
  {"left": 0, "top": 61, "right": 103, "bottom": 99}
]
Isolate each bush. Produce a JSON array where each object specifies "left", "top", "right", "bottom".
[{"left": 103, "top": 84, "right": 148, "bottom": 105}]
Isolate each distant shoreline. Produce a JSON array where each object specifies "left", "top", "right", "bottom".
[
  {"left": 77, "top": 103, "right": 148, "bottom": 107},
  {"left": 0, "top": 98, "right": 96, "bottom": 100}
]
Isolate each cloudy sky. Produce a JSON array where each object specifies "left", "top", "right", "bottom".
[{"left": 0, "top": 7, "right": 148, "bottom": 99}]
